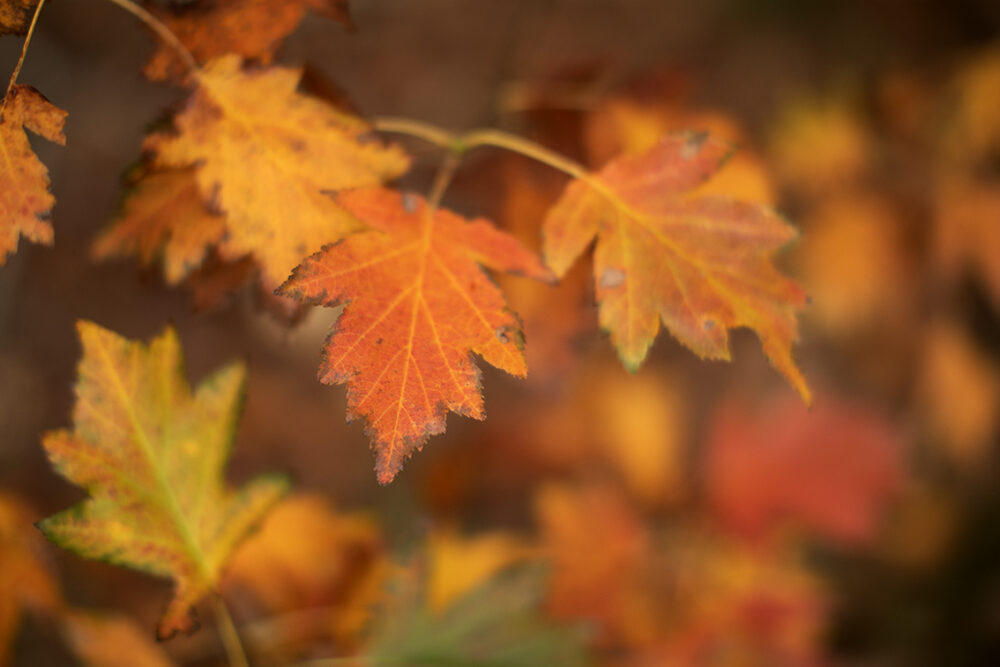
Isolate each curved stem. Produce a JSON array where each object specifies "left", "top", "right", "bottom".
[
  {"left": 102, "top": 0, "right": 200, "bottom": 79},
  {"left": 212, "top": 593, "right": 250, "bottom": 667},
  {"left": 373, "top": 116, "right": 456, "bottom": 151},
  {"left": 460, "top": 128, "right": 588, "bottom": 179},
  {"left": 371, "top": 116, "right": 589, "bottom": 181},
  {"left": 1, "top": 0, "right": 47, "bottom": 119}
]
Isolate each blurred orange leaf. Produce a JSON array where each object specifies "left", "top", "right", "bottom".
[
  {"left": 634, "top": 528, "right": 828, "bottom": 667},
  {"left": 426, "top": 528, "right": 533, "bottom": 613},
  {"left": 143, "top": 0, "right": 351, "bottom": 81},
  {"left": 933, "top": 177, "right": 1000, "bottom": 308},
  {"left": 0, "top": 493, "right": 60, "bottom": 666},
  {"left": 704, "top": 396, "right": 902, "bottom": 544},
  {"left": 279, "top": 188, "right": 552, "bottom": 483},
  {"left": 61, "top": 610, "right": 174, "bottom": 667},
  {"left": 796, "top": 191, "right": 911, "bottom": 335},
  {"left": 93, "top": 168, "right": 225, "bottom": 284},
  {"left": 38, "top": 321, "right": 288, "bottom": 638},
  {"left": 768, "top": 97, "right": 869, "bottom": 196},
  {"left": 543, "top": 132, "right": 810, "bottom": 401},
  {"left": 0, "top": 85, "right": 66, "bottom": 265},
  {"left": 918, "top": 323, "right": 1000, "bottom": 466},
  {"left": 144, "top": 55, "right": 409, "bottom": 294},
  {"left": 0, "top": 0, "right": 38, "bottom": 35},
  {"left": 225, "top": 493, "right": 382, "bottom": 613},
  {"left": 535, "top": 483, "right": 656, "bottom": 646}
]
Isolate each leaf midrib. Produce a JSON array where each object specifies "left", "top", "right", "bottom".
[{"left": 91, "top": 333, "right": 213, "bottom": 585}]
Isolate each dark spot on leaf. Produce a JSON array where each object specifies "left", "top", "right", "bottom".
[
  {"left": 495, "top": 326, "right": 512, "bottom": 344},
  {"left": 702, "top": 319, "right": 716, "bottom": 331}
]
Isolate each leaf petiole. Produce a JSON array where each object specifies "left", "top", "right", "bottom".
[
  {"left": 371, "top": 117, "right": 589, "bottom": 181},
  {"left": 101, "top": 0, "right": 201, "bottom": 80},
  {"left": 212, "top": 593, "right": 251, "bottom": 667},
  {"left": 1, "top": 0, "right": 47, "bottom": 120}
]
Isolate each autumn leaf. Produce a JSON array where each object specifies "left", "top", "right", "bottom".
[
  {"left": 704, "top": 396, "right": 902, "bottom": 544},
  {"left": 918, "top": 323, "right": 1000, "bottom": 466},
  {"left": 0, "top": 85, "right": 66, "bottom": 265},
  {"left": 143, "top": 0, "right": 351, "bottom": 81},
  {"left": 426, "top": 527, "right": 533, "bottom": 613},
  {"left": 144, "top": 55, "right": 409, "bottom": 292},
  {"left": 61, "top": 611, "right": 174, "bottom": 667},
  {"left": 636, "top": 526, "right": 828, "bottom": 667},
  {"left": 933, "top": 176, "right": 1000, "bottom": 308},
  {"left": 767, "top": 96, "right": 870, "bottom": 195},
  {"left": 795, "top": 191, "right": 911, "bottom": 335},
  {"left": 278, "top": 188, "right": 553, "bottom": 484},
  {"left": 363, "top": 564, "right": 589, "bottom": 667},
  {"left": 0, "top": 493, "right": 61, "bottom": 665},
  {"left": 224, "top": 492, "right": 382, "bottom": 612},
  {"left": 93, "top": 168, "right": 225, "bottom": 284},
  {"left": 0, "top": 0, "right": 39, "bottom": 36},
  {"left": 535, "top": 483, "right": 656, "bottom": 646},
  {"left": 543, "top": 132, "right": 810, "bottom": 401},
  {"left": 38, "top": 321, "right": 288, "bottom": 638}
]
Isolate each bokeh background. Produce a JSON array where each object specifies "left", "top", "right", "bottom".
[{"left": 2, "top": 0, "right": 1000, "bottom": 664}]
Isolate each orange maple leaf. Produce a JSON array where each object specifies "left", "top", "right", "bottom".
[
  {"left": 543, "top": 132, "right": 810, "bottom": 401},
  {"left": 278, "top": 188, "right": 553, "bottom": 484},
  {"left": 0, "top": 85, "right": 66, "bottom": 265},
  {"left": 143, "top": 0, "right": 351, "bottom": 81},
  {"left": 144, "top": 55, "right": 409, "bottom": 293}
]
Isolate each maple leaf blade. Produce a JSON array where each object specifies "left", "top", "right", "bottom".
[
  {"left": 543, "top": 133, "right": 810, "bottom": 400},
  {"left": 280, "top": 188, "right": 548, "bottom": 483},
  {"left": 0, "top": 85, "right": 67, "bottom": 264},
  {"left": 38, "top": 321, "right": 288, "bottom": 637}
]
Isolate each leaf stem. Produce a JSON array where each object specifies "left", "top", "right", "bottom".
[
  {"left": 212, "top": 593, "right": 251, "bottom": 667},
  {"left": 101, "top": 0, "right": 201, "bottom": 79},
  {"left": 426, "top": 152, "right": 461, "bottom": 211},
  {"left": 371, "top": 116, "right": 589, "bottom": 181},
  {"left": 372, "top": 117, "right": 456, "bottom": 152},
  {"left": 1, "top": 0, "right": 47, "bottom": 120}
]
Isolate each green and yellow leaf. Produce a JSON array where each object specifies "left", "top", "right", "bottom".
[{"left": 38, "top": 321, "right": 288, "bottom": 638}]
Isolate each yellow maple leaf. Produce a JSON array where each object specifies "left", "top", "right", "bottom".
[
  {"left": 144, "top": 55, "right": 410, "bottom": 292},
  {"left": 0, "top": 85, "right": 66, "bottom": 265},
  {"left": 38, "top": 321, "right": 288, "bottom": 638}
]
